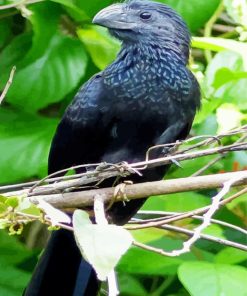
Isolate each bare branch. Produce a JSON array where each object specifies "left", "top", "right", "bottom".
[
  {"left": 0, "top": 0, "right": 42, "bottom": 10},
  {"left": 26, "top": 171, "right": 247, "bottom": 209}
]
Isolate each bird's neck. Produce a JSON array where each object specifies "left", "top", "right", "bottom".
[{"left": 118, "top": 42, "right": 187, "bottom": 65}]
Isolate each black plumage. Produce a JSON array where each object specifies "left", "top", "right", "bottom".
[{"left": 24, "top": 1, "right": 200, "bottom": 295}]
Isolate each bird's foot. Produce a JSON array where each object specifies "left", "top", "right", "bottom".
[
  {"left": 106, "top": 180, "right": 133, "bottom": 210},
  {"left": 95, "top": 162, "right": 111, "bottom": 171}
]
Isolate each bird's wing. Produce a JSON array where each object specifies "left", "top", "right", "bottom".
[{"left": 48, "top": 74, "right": 109, "bottom": 174}]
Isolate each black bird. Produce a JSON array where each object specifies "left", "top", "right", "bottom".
[{"left": 24, "top": 0, "right": 200, "bottom": 295}]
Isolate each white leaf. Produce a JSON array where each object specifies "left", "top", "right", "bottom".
[
  {"left": 73, "top": 210, "right": 133, "bottom": 281},
  {"left": 37, "top": 200, "right": 71, "bottom": 225}
]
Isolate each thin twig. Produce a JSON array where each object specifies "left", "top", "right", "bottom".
[
  {"left": 0, "top": 66, "right": 16, "bottom": 105},
  {"left": 127, "top": 186, "right": 247, "bottom": 230},
  {"left": 204, "top": 1, "right": 224, "bottom": 62},
  {"left": 161, "top": 175, "right": 246, "bottom": 256},
  {"left": 133, "top": 224, "right": 247, "bottom": 254},
  {"left": 0, "top": 0, "right": 42, "bottom": 10},
  {"left": 134, "top": 211, "right": 247, "bottom": 235},
  {"left": 191, "top": 134, "right": 247, "bottom": 177}
]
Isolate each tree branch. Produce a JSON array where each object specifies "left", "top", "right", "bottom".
[{"left": 27, "top": 171, "right": 247, "bottom": 209}]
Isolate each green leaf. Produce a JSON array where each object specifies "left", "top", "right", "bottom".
[
  {"left": 77, "top": 26, "right": 120, "bottom": 70},
  {"left": 17, "top": 198, "right": 40, "bottom": 216},
  {"left": 6, "top": 34, "right": 88, "bottom": 111},
  {"left": 49, "top": 0, "right": 89, "bottom": 21},
  {"left": 142, "top": 191, "right": 210, "bottom": 212},
  {"left": 73, "top": 210, "right": 133, "bottom": 280},
  {"left": 204, "top": 50, "right": 247, "bottom": 110},
  {"left": 178, "top": 262, "right": 247, "bottom": 296},
  {"left": 0, "top": 33, "right": 32, "bottom": 88},
  {"left": 0, "top": 201, "right": 8, "bottom": 215},
  {"left": 201, "top": 224, "right": 225, "bottom": 239},
  {"left": 0, "top": 19, "right": 11, "bottom": 48},
  {"left": 5, "top": 196, "right": 19, "bottom": 208},
  {"left": 215, "top": 247, "right": 247, "bottom": 265},
  {"left": 194, "top": 96, "right": 222, "bottom": 125},
  {"left": 0, "top": 108, "right": 58, "bottom": 183},
  {"left": 159, "top": 0, "right": 221, "bottom": 32},
  {"left": 118, "top": 274, "right": 148, "bottom": 296},
  {"left": 0, "top": 231, "right": 33, "bottom": 295},
  {"left": 118, "top": 245, "right": 182, "bottom": 276},
  {"left": 74, "top": 0, "right": 113, "bottom": 18},
  {"left": 119, "top": 230, "right": 214, "bottom": 276},
  {"left": 24, "top": 2, "right": 62, "bottom": 64},
  {"left": 213, "top": 68, "right": 247, "bottom": 89}
]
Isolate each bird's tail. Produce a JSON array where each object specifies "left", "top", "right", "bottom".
[{"left": 23, "top": 229, "right": 99, "bottom": 296}]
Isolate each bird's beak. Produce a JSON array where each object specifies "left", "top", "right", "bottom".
[{"left": 92, "top": 4, "right": 135, "bottom": 30}]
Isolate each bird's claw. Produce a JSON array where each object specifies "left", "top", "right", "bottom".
[{"left": 113, "top": 180, "right": 132, "bottom": 206}]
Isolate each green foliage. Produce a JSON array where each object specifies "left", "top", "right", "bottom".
[
  {"left": 178, "top": 262, "right": 247, "bottom": 296},
  {"left": 159, "top": 0, "right": 221, "bottom": 32},
  {"left": 0, "top": 108, "right": 58, "bottom": 183},
  {"left": 0, "top": 231, "right": 34, "bottom": 296},
  {"left": 0, "top": 0, "right": 247, "bottom": 295}
]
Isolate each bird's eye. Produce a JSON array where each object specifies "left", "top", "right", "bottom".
[{"left": 140, "top": 12, "right": 152, "bottom": 20}]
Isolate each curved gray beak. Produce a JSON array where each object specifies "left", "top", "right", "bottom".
[{"left": 92, "top": 4, "right": 135, "bottom": 30}]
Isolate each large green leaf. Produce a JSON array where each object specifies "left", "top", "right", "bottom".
[
  {"left": 0, "top": 33, "right": 32, "bottom": 87},
  {"left": 5, "top": 34, "right": 87, "bottom": 111},
  {"left": 24, "top": 2, "right": 62, "bottom": 64},
  {"left": 159, "top": 0, "right": 221, "bottom": 32},
  {"left": 178, "top": 262, "right": 247, "bottom": 296},
  {"left": 0, "top": 2, "right": 88, "bottom": 111},
  {"left": 0, "top": 108, "right": 58, "bottom": 183}
]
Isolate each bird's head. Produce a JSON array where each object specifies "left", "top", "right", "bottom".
[{"left": 93, "top": 0, "right": 191, "bottom": 61}]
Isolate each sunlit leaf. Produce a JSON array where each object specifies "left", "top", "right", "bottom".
[
  {"left": 38, "top": 200, "right": 71, "bottom": 225},
  {"left": 216, "top": 103, "right": 244, "bottom": 133},
  {"left": 224, "top": 0, "right": 247, "bottom": 28},
  {"left": 77, "top": 26, "right": 120, "bottom": 70},
  {"left": 73, "top": 210, "right": 133, "bottom": 280}
]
